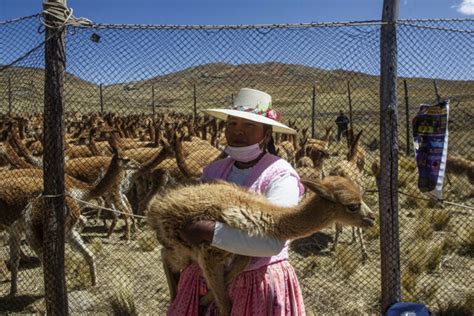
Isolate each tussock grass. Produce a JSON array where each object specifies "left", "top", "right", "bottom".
[
  {"left": 436, "top": 290, "right": 474, "bottom": 316},
  {"left": 334, "top": 244, "right": 360, "bottom": 277},
  {"left": 364, "top": 219, "right": 380, "bottom": 240},
  {"left": 413, "top": 219, "right": 434, "bottom": 240},
  {"left": 405, "top": 240, "right": 444, "bottom": 274},
  {"left": 65, "top": 249, "right": 91, "bottom": 290},
  {"left": 136, "top": 230, "right": 158, "bottom": 252},
  {"left": 109, "top": 288, "right": 138, "bottom": 316},
  {"left": 108, "top": 270, "right": 138, "bottom": 316},
  {"left": 402, "top": 193, "right": 423, "bottom": 209},
  {"left": 431, "top": 209, "right": 451, "bottom": 231},
  {"left": 401, "top": 270, "right": 418, "bottom": 299},
  {"left": 441, "top": 234, "right": 460, "bottom": 254},
  {"left": 399, "top": 156, "right": 417, "bottom": 172},
  {"left": 402, "top": 271, "right": 439, "bottom": 305},
  {"left": 457, "top": 225, "right": 474, "bottom": 257},
  {"left": 89, "top": 237, "right": 104, "bottom": 254}
]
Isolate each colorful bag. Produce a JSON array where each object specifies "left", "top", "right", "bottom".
[{"left": 412, "top": 100, "right": 449, "bottom": 200}]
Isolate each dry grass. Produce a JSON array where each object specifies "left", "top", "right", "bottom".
[
  {"left": 457, "top": 225, "right": 474, "bottom": 257},
  {"left": 413, "top": 219, "right": 435, "bottom": 240},
  {"left": 64, "top": 248, "right": 92, "bottom": 290},
  {"left": 431, "top": 209, "right": 452, "bottom": 231},
  {"left": 334, "top": 244, "right": 360, "bottom": 277},
  {"left": 109, "top": 288, "right": 138, "bottom": 316},
  {"left": 136, "top": 229, "right": 158, "bottom": 252},
  {"left": 436, "top": 289, "right": 474, "bottom": 316},
  {"left": 364, "top": 218, "right": 380, "bottom": 240},
  {"left": 404, "top": 240, "right": 444, "bottom": 274}
]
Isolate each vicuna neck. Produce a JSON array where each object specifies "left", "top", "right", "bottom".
[{"left": 272, "top": 194, "right": 338, "bottom": 240}]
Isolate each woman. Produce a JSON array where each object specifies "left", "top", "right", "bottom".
[{"left": 167, "top": 88, "right": 306, "bottom": 315}]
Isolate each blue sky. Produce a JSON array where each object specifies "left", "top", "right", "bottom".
[
  {"left": 1, "top": 1, "right": 472, "bottom": 84},
  {"left": 1, "top": 0, "right": 473, "bottom": 25}
]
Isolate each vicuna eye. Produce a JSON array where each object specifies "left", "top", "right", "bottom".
[{"left": 347, "top": 204, "right": 361, "bottom": 212}]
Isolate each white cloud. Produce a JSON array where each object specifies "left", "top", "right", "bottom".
[{"left": 452, "top": 0, "right": 474, "bottom": 15}]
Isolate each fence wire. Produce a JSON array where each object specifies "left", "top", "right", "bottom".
[{"left": 0, "top": 14, "right": 472, "bottom": 315}]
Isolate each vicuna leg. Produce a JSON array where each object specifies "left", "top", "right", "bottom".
[
  {"left": 120, "top": 193, "right": 136, "bottom": 237},
  {"left": 161, "top": 248, "right": 180, "bottom": 302},
  {"left": 106, "top": 201, "right": 118, "bottom": 238},
  {"left": 200, "top": 255, "right": 250, "bottom": 307},
  {"left": 68, "top": 228, "right": 97, "bottom": 286},
  {"left": 197, "top": 250, "right": 231, "bottom": 316},
  {"left": 332, "top": 223, "right": 343, "bottom": 251},
  {"left": 355, "top": 228, "right": 368, "bottom": 261},
  {"left": 7, "top": 219, "right": 24, "bottom": 296}
]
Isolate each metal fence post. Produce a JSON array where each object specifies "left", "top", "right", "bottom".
[
  {"left": 43, "top": 0, "right": 68, "bottom": 314},
  {"left": 379, "top": 0, "right": 401, "bottom": 313},
  {"left": 193, "top": 83, "right": 197, "bottom": 118},
  {"left": 403, "top": 79, "right": 411, "bottom": 156},
  {"left": 347, "top": 81, "right": 353, "bottom": 133},
  {"left": 99, "top": 83, "right": 104, "bottom": 113},
  {"left": 311, "top": 84, "right": 317, "bottom": 138},
  {"left": 433, "top": 79, "right": 441, "bottom": 102},
  {"left": 152, "top": 85, "right": 156, "bottom": 117},
  {"left": 8, "top": 77, "right": 12, "bottom": 115}
]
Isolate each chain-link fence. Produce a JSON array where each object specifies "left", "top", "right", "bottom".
[{"left": 0, "top": 12, "right": 473, "bottom": 315}]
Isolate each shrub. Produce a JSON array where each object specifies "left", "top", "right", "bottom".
[
  {"left": 431, "top": 209, "right": 451, "bottom": 231},
  {"left": 458, "top": 226, "right": 474, "bottom": 257}
]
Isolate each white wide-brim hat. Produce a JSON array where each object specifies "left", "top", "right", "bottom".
[{"left": 203, "top": 88, "right": 296, "bottom": 135}]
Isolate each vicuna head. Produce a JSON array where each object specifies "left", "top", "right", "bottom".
[{"left": 301, "top": 176, "right": 376, "bottom": 229}]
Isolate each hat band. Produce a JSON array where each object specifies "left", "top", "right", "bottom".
[{"left": 233, "top": 105, "right": 282, "bottom": 122}]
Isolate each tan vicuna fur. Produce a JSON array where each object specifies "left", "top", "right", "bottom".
[
  {"left": 329, "top": 130, "right": 372, "bottom": 261},
  {"left": 2, "top": 141, "right": 37, "bottom": 169},
  {"left": 65, "top": 156, "right": 114, "bottom": 184},
  {"left": 146, "top": 176, "right": 375, "bottom": 315},
  {"left": 345, "top": 129, "right": 366, "bottom": 171},
  {"left": 172, "top": 131, "right": 223, "bottom": 179},
  {"left": 136, "top": 169, "right": 171, "bottom": 217},
  {"left": 276, "top": 140, "right": 296, "bottom": 166},
  {"left": 7, "top": 131, "right": 43, "bottom": 168},
  {"left": 296, "top": 156, "right": 324, "bottom": 180},
  {"left": 0, "top": 153, "right": 133, "bottom": 295}
]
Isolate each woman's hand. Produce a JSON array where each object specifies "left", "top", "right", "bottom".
[{"left": 180, "top": 220, "right": 216, "bottom": 246}]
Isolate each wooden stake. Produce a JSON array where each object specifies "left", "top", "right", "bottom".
[
  {"left": 42, "top": 0, "right": 68, "bottom": 314},
  {"left": 379, "top": 0, "right": 401, "bottom": 312}
]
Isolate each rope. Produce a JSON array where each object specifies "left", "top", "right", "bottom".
[
  {"left": 66, "top": 194, "right": 147, "bottom": 219},
  {"left": 42, "top": 193, "right": 64, "bottom": 198},
  {"left": 41, "top": 1, "right": 92, "bottom": 30}
]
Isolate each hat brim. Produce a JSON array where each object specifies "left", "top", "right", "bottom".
[{"left": 203, "top": 109, "right": 297, "bottom": 135}]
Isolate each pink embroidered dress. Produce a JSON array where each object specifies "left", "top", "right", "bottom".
[{"left": 166, "top": 153, "right": 306, "bottom": 316}]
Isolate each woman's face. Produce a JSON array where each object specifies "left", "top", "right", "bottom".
[{"left": 225, "top": 116, "right": 267, "bottom": 147}]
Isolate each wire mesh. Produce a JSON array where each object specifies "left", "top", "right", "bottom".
[{"left": 0, "top": 14, "right": 472, "bottom": 314}]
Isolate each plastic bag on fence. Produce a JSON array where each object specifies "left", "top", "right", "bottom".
[
  {"left": 412, "top": 100, "right": 449, "bottom": 200},
  {"left": 385, "top": 302, "right": 430, "bottom": 316}
]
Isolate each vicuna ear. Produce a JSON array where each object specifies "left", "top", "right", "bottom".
[{"left": 300, "top": 179, "right": 335, "bottom": 201}]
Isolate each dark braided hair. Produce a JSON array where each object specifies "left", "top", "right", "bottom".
[{"left": 263, "top": 124, "right": 279, "bottom": 156}]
